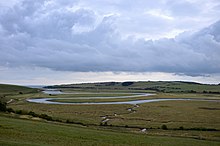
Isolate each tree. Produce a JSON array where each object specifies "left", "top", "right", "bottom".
[
  {"left": 0, "top": 101, "right": 6, "bottom": 112},
  {"left": 121, "top": 82, "right": 134, "bottom": 86},
  {"left": 161, "top": 124, "right": 168, "bottom": 130}
]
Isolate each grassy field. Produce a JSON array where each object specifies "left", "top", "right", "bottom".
[
  {"left": 0, "top": 84, "right": 38, "bottom": 95},
  {"left": 0, "top": 114, "right": 220, "bottom": 146},
  {"left": 8, "top": 98, "right": 220, "bottom": 140},
  {"left": 47, "top": 81, "right": 220, "bottom": 93},
  {"left": 50, "top": 93, "right": 220, "bottom": 103},
  {"left": 0, "top": 84, "right": 38, "bottom": 103},
  {"left": 1, "top": 82, "right": 220, "bottom": 145}
]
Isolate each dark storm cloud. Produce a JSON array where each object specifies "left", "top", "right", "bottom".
[{"left": 0, "top": 0, "right": 220, "bottom": 76}]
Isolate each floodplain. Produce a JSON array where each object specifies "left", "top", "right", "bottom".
[{"left": 0, "top": 81, "right": 220, "bottom": 145}]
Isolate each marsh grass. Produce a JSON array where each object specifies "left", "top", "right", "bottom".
[
  {"left": 0, "top": 115, "right": 220, "bottom": 146},
  {"left": 1, "top": 83, "right": 220, "bottom": 144}
]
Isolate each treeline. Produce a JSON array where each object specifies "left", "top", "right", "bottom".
[
  {"left": 202, "top": 91, "right": 220, "bottom": 94},
  {"left": 0, "top": 101, "right": 6, "bottom": 112},
  {"left": 0, "top": 103, "right": 86, "bottom": 125},
  {"left": 99, "top": 123, "right": 218, "bottom": 132},
  {"left": 2, "top": 107, "right": 53, "bottom": 121}
]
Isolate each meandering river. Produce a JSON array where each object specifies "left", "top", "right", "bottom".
[{"left": 26, "top": 89, "right": 220, "bottom": 105}]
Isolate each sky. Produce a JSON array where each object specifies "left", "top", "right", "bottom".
[{"left": 0, "top": 0, "right": 220, "bottom": 85}]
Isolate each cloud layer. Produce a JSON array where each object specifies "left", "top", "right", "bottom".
[{"left": 0, "top": 0, "right": 220, "bottom": 76}]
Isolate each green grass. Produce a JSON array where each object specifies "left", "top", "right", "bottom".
[
  {"left": 47, "top": 81, "right": 220, "bottom": 93},
  {"left": 109, "top": 100, "right": 220, "bottom": 139},
  {"left": 1, "top": 83, "right": 220, "bottom": 145},
  {"left": 0, "top": 115, "right": 220, "bottom": 146},
  {"left": 50, "top": 93, "right": 220, "bottom": 103},
  {"left": 8, "top": 96, "right": 220, "bottom": 140},
  {"left": 0, "top": 84, "right": 38, "bottom": 103},
  {"left": 0, "top": 84, "right": 38, "bottom": 95}
]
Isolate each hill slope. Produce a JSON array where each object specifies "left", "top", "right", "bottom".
[
  {"left": 0, "top": 115, "right": 219, "bottom": 146},
  {"left": 0, "top": 84, "right": 38, "bottom": 98},
  {"left": 46, "top": 81, "right": 220, "bottom": 93}
]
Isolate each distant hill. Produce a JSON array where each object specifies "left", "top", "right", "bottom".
[
  {"left": 46, "top": 81, "right": 220, "bottom": 94},
  {"left": 0, "top": 84, "right": 38, "bottom": 97}
]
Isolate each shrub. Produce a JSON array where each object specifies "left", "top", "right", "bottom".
[
  {"left": 122, "top": 82, "right": 134, "bottom": 86},
  {"left": 66, "top": 119, "right": 72, "bottom": 123},
  {"left": 0, "top": 101, "right": 6, "bottom": 112},
  {"left": 6, "top": 108, "right": 15, "bottom": 113},
  {"left": 39, "top": 114, "right": 53, "bottom": 121},
  {"left": 15, "top": 110, "right": 28, "bottom": 115},
  {"left": 28, "top": 111, "right": 38, "bottom": 117},
  {"left": 203, "top": 91, "right": 207, "bottom": 93},
  {"left": 179, "top": 126, "right": 184, "bottom": 130},
  {"left": 161, "top": 124, "right": 168, "bottom": 130},
  {"left": 15, "top": 110, "right": 22, "bottom": 114},
  {"left": 55, "top": 119, "right": 62, "bottom": 122}
]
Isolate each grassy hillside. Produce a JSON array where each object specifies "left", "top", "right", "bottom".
[
  {"left": 46, "top": 81, "right": 220, "bottom": 93},
  {"left": 0, "top": 84, "right": 38, "bottom": 103},
  {"left": 9, "top": 99, "right": 220, "bottom": 140},
  {"left": 0, "top": 84, "right": 38, "bottom": 95},
  {"left": 0, "top": 115, "right": 219, "bottom": 146},
  {"left": 1, "top": 83, "right": 220, "bottom": 145}
]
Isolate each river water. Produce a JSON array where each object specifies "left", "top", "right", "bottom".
[{"left": 26, "top": 89, "right": 220, "bottom": 105}]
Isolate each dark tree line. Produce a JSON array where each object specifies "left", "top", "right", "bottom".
[{"left": 0, "top": 101, "right": 6, "bottom": 112}]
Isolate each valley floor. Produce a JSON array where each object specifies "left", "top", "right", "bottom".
[{"left": 0, "top": 114, "right": 220, "bottom": 146}]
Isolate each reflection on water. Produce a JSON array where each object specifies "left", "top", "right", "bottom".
[
  {"left": 27, "top": 89, "right": 219, "bottom": 105},
  {"left": 42, "top": 90, "right": 63, "bottom": 94},
  {"left": 27, "top": 97, "right": 219, "bottom": 105}
]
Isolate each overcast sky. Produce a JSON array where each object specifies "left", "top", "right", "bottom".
[{"left": 0, "top": 0, "right": 220, "bottom": 85}]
